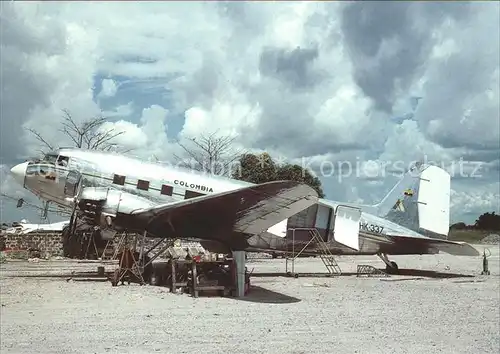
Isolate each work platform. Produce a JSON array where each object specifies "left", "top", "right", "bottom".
[
  {"left": 104, "top": 220, "right": 365, "bottom": 296},
  {"left": 168, "top": 257, "right": 250, "bottom": 297},
  {"left": 107, "top": 232, "right": 250, "bottom": 297}
]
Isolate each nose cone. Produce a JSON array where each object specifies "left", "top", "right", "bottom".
[{"left": 10, "top": 162, "right": 29, "bottom": 186}]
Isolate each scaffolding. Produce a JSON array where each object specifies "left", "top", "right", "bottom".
[{"left": 285, "top": 228, "right": 342, "bottom": 277}]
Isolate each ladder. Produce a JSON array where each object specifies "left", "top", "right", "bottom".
[
  {"left": 310, "top": 229, "right": 342, "bottom": 275},
  {"left": 286, "top": 228, "right": 342, "bottom": 276}
]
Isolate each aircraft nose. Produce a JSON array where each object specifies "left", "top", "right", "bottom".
[{"left": 10, "top": 161, "right": 29, "bottom": 186}]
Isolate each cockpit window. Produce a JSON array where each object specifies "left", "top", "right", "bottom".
[
  {"left": 26, "top": 164, "right": 54, "bottom": 176},
  {"left": 42, "top": 153, "right": 58, "bottom": 164},
  {"left": 26, "top": 165, "right": 41, "bottom": 176},
  {"left": 41, "top": 153, "right": 69, "bottom": 167}
]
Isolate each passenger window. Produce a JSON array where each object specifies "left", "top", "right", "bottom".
[
  {"left": 185, "top": 190, "right": 205, "bottom": 199},
  {"left": 137, "top": 179, "right": 149, "bottom": 191},
  {"left": 113, "top": 174, "right": 125, "bottom": 185},
  {"left": 161, "top": 185, "right": 173, "bottom": 196}
]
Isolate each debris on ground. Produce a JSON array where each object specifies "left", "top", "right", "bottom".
[{"left": 481, "top": 234, "right": 500, "bottom": 244}]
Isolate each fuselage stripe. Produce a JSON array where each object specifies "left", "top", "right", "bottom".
[{"left": 78, "top": 171, "right": 185, "bottom": 197}]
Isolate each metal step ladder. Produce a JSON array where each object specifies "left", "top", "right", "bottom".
[
  {"left": 286, "top": 228, "right": 342, "bottom": 276},
  {"left": 310, "top": 229, "right": 342, "bottom": 275}
]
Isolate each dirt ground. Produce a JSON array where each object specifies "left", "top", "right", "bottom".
[{"left": 1, "top": 245, "right": 499, "bottom": 354}]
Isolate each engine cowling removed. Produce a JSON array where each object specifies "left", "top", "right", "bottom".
[{"left": 76, "top": 187, "right": 157, "bottom": 231}]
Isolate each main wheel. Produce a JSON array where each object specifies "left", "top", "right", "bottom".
[
  {"left": 61, "top": 226, "right": 71, "bottom": 257},
  {"left": 62, "top": 226, "right": 82, "bottom": 258}
]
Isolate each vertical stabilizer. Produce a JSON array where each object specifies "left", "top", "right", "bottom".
[
  {"left": 375, "top": 163, "right": 451, "bottom": 238},
  {"left": 373, "top": 162, "right": 425, "bottom": 218}
]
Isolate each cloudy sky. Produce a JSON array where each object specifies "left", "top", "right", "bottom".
[{"left": 0, "top": 1, "right": 499, "bottom": 225}]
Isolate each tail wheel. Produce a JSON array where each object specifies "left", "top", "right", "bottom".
[{"left": 385, "top": 261, "right": 399, "bottom": 274}]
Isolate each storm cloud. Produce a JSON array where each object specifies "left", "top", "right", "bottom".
[{"left": 0, "top": 1, "right": 498, "bottom": 223}]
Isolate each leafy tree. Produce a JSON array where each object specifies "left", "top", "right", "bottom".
[
  {"left": 449, "top": 222, "right": 467, "bottom": 230},
  {"left": 474, "top": 212, "right": 500, "bottom": 230},
  {"left": 233, "top": 152, "right": 325, "bottom": 198}
]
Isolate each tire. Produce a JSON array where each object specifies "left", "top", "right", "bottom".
[
  {"left": 385, "top": 261, "right": 399, "bottom": 274},
  {"left": 61, "top": 226, "right": 71, "bottom": 258}
]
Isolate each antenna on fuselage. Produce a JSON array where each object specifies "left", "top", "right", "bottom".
[{"left": 41, "top": 201, "right": 49, "bottom": 220}]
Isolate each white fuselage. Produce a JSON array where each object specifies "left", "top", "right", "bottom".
[
  {"left": 10, "top": 148, "right": 424, "bottom": 242},
  {"left": 11, "top": 149, "right": 480, "bottom": 259}
]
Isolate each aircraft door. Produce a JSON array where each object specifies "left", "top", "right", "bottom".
[
  {"left": 314, "top": 205, "right": 331, "bottom": 241},
  {"left": 331, "top": 205, "right": 362, "bottom": 251},
  {"left": 64, "top": 170, "right": 81, "bottom": 197}
]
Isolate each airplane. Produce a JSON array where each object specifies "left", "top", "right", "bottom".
[
  {"left": 9, "top": 148, "right": 319, "bottom": 292},
  {"left": 3, "top": 219, "right": 69, "bottom": 235},
  {"left": 9, "top": 148, "right": 479, "bottom": 278}
]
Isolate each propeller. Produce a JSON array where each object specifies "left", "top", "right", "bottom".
[{"left": 67, "top": 173, "right": 84, "bottom": 236}]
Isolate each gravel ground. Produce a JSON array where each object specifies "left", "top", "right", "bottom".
[{"left": 1, "top": 245, "right": 499, "bottom": 354}]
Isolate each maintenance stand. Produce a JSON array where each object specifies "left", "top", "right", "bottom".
[
  {"left": 108, "top": 232, "right": 250, "bottom": 298},
  {"left": 169, "top": 255, "right": 250, "bottom": 297}
]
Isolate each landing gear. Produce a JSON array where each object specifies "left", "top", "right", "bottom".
[
  {"left": 62, "top": 226, "right": 80, "bottom": 258},
  {"left": 377, "top": 253, "right": 399, "bottom": 274},
  {"left": 61, "top": 225, "right": 108, "bottom": 259}
]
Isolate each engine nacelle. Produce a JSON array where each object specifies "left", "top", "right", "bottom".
[{"left": 78, "top": 187, "right": 157, "bottom": 230}]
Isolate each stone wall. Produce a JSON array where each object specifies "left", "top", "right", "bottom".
[
  {"left": 0, "top": 231, "right": 207, "bottom": 259},
  {"left": 0, "top": 232, "right": 64, "bottom": 258}
]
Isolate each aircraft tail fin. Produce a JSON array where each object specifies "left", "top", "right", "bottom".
[{"left": 373, "top": 163, "right": 451, "bottom": 238}]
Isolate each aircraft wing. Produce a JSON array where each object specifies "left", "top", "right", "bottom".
[
  {"left": 125, "top": 180, "right": 318, "bottom": 247},
  {"left": 389, "top": 235, "right": 480, "bottom": 256}
]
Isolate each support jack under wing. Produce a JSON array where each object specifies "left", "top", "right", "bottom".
[{"left": 117, "top": 180, "right": 319, "bottom": 250}]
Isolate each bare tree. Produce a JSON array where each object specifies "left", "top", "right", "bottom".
[
  {"left": 26, "top": 109, "right": 130, "bottom": 155},
  {"left": 173, "top": 131, "right": 245, "bottom": 177},
  {"left": 10, "top": 109, "right": 130, "bottom": 221}
]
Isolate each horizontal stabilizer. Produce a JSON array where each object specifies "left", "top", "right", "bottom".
[
  {"left": 427, "top": 240, "right": 480, "bottom": 256},
  {"left": 392, "top": 235, "right": 480, "bottom": 256}
]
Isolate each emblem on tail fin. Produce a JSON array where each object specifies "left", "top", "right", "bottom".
[
  {"left": 381, "top": 165, "right": 451, "bottom": 237},
  {"left": 403, "top": 189, "right": 414, "bottom": 196},
  {"left": 394, "top": 199, "right": 405, "bottom": 212}
]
